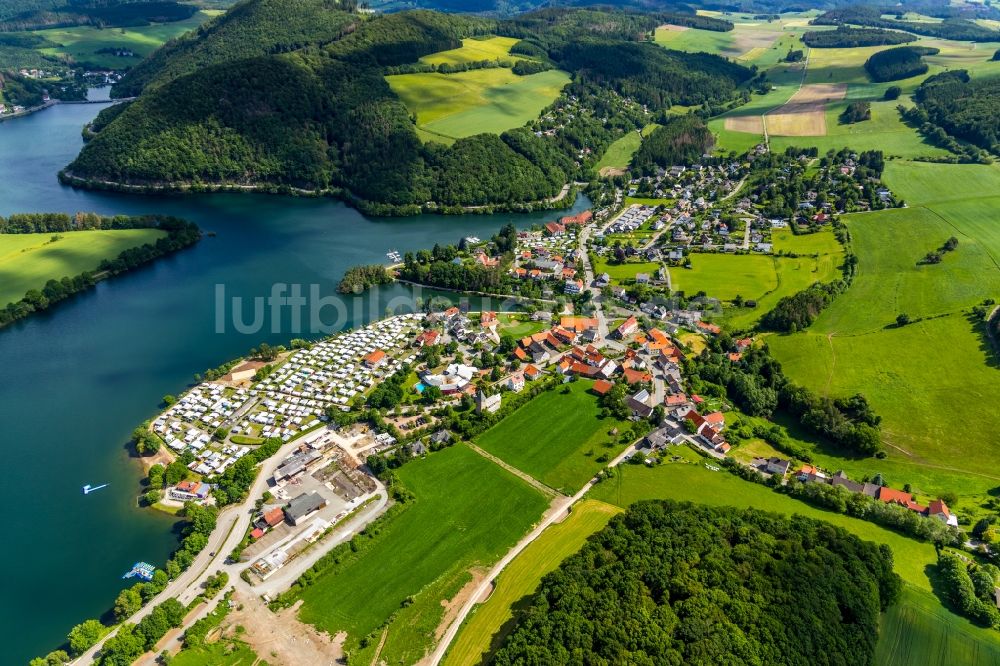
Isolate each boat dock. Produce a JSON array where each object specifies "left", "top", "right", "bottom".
[{"left": 122, "top": 562, "right": 156, "bottom": 581}]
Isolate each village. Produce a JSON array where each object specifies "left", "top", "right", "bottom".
[{"left": 145, "top": 220, "right": 954, "bottom": 583}]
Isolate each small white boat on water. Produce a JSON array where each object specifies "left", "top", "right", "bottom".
[{"left": 82, "top": 483, "right": 109, "bottom": 495}]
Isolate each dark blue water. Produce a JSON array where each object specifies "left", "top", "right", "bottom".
[{"left": 0, "top": 98, "right": 588, "bottom": 663}]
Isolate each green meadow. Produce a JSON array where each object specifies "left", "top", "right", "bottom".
[
  {"left": 387, "top": 67, "right": 569, "bottom": 143},
  {"left": 0, "top": 229, "right": 165, "bottom": 305},
  {"left": 32, "top": 12, "right": 219, "bottom": 68},
  {"left": 295, "top": 443, "right": 547, "bottom": 665},
  {"left": 671, "top": 230, "right": 842, "bottom": 328},
  {"left": 592, "top": 256, "right": 661, "bottom": 285},
  {"left": 494, "top": 313, "right": 547, "bottom": 338},
  {"left": 590, "top": 462, "right": 1000, "bottom": 666},
  {"left": 476, "top": 380, "right": 632, "bottom": 493},
  {"left": 387, "top": 36, "right": 568, "bottom": 143},
  {"left": 443, "top": 499, "right": 621, "bottom": 666},
  {"left": 594, "top": 123, "right": 660, "bottom": 174},
  {"left": 419, "top": 36, "right": 521, "bottom": 67},
  {"left": 768, "top": 160, "right": 1000, "bottom": 498},
  {"left": 710, "top": 27, "right": 1000, "bottom": 157},
  {"left": 876, "top": 586, "right": 1000, "bottom": 666},
  {"left": 591, "top": 462, "right": 937, "bottom": 589}
]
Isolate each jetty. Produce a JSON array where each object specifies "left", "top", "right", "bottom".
[{"left": 122, "top": 562, "right": 156, "bottom": 581}]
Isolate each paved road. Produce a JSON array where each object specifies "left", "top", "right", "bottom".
[
  {"left": 430, "top": 225, "right": 639, "bottom": 664},
  {"left": 73, "top": 425, "right": 385, "bottom": 665},
  {"left": 428, "top": 440, "right": 638, "bottom": 666},
  {"left": 578, "top": 224, "right": 611, "bottom": 342}
]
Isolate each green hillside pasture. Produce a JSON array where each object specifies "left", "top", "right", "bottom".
[
  {"left": 655, "top": 15, "right": 807, "bottom": 61},
  {"left": 443, "top": 499, "right": 622, "bottom": 666},
  {"left": 886, "top": 160, "right": 1000, "bottom": 207},
  {"left": 672, "top": 254, "right": 777, "bottom": 301},
  {"left": 475, "top": 380, "right": 631, "bottom": 493},
  {"left": 0, "top": 229, "right": 166, "bottom": 305},
  {"left": 590, "top": 462, "right": 937, "bottom": 590},
  {"left": 591, "top": 462, "right": 1000, "bottom": 666},
  {"left": 420, "top": 36, "right": 520, "bottom": 66},
  {"left": 387, "top": 68, "right": 569, "bottom": 142},
  {"left": 595, "top": 123, "right": 660, "bottom": 175},
  {"left": 716, "top": 228, "right": 844, "bottom": 328},
  {"left": 802, "top": 208, "right": 997, "bottom": 335},
  {"left": 295, "top": 443, "right": 548, "bottom": 665},
  {"left": 709, "top": 61, "right": 804, "bottom": 153},
  {"left": 654, "top": 25, "right": 735, "bottom": 56},
  {"left": 768, "top": 96, "right": 951, "bottom": 158},
  {"left": 876, "top": 586, "right": 1000, "bottom": 666},
  {"left": 770, "top": 316, "right": 1000, "bottom": 492},
  {"left": 922, "top": 38, "right": 1000, "bottom": 79},
  {"left": 33, "top": 11, "right": 218, "bottom": 69},
  {"left": 768, "top": 171, "right": 1000, "bottom": 488},
  {"left": 672, "top": 247, "right": 841, "bottom": 329}
]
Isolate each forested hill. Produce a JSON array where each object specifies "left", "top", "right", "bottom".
[
  {"left": 63, "top": 0, "right": 754, "bottom": 213},
  {"left": 0, "top": 0, "right": 197, "bottom": 32},
  {"left": 65, "top": 2, "right": 754, "bottom": 213},
  {"left": 112, "top": 0, "right": 366, "bottom": 97},
  {"left": 813, "top": 5, "right": 1000, "bottom": 41},
  {"left": 494, "top": 500, "right": 901, "bottom": 665}
]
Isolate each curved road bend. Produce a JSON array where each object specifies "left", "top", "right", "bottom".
[{"left": 74, "top": 425, "right": 386, "bottom": 664}]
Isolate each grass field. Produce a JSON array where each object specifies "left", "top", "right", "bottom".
[
  {"left": 671, "top": 237, "right": 842, "bottom": 329},
  {"left": 591, "top": 462, "right": 937, "bottom": 589},
  {"left": 32, "top": 11, "right": 218, "bottom": 68},
  {"left": 295, "top": 443, "right": 547, "bottom": 664},
  {"left": 387, "top": 68, "right": 569, "bottom": 143},
  {"left": 475, "top": 380, "right": 631, "bottom": 493},
  {"left": 768, "top": 160, "right": 1000, "bottom": 500},
  {"left": 876, "top": 586, "right": 1000, "bottom": 666},
  {"left": 712, "top": 28, "right": 1000, "bottom": 156},
  {"left": 594, "top": 123, "right": 660, "bottom": 175},
  {"left": 171, "top": 638, "right": 259, "bottom": 666},
  {"left": 589, "top": 462, "right": 1000, "bottom": 666},
  {"left": 420, "top": 36, "right": 521, "bottom": 67},
  {"left": 0, "top": 229, "right": 165, "bottom": 305},
  {"left": 592, "top": 256, "right": 661, "bottom": 285},
  {"left": 494, "top": 313, "right": 547, "bottom": 338},
  {"left": 443, "top": 499, "right": 621, "bottom": 666}
]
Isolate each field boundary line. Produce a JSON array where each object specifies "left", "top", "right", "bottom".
[
  {"left": 923, "top": 205, "right": 1000, "bottom": 274},
  {"left": 465, "top": 441, "right": 562, "bottom": 499}
]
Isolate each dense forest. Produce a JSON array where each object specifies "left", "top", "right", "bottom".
[
  {"left": 0, "top": 0, "right": 196, "bottom": 32},
  {"left": 864, "top": 45, "right": 938, "bottom": 82},
  {"left": 67, "top": 2, "right": 754, "bottom": 212},
  {"left": 813, "top": 6, "right": 1000, "bottom": 42},
  {"left": 494, "top": 500, "right": 900, "bottom": 665},
  {"left": 911, "top": 70, "right": 1000, "bottom": 155},
  {"left": 112, "top": 0, "right": 365, "bottom": 97},
  {"left": 631, "top": 114, "right": 714, "bottom": 174},
  {"left": 802, "top": 25, "right": 916, "bottom": 48}
]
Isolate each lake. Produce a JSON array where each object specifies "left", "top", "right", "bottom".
[{"left": 0, "top": 96, "right": 589, "bottom": 663}]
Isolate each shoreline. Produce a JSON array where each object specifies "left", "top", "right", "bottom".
[{"left": 57, "top": 170, "right": 580, "bottom": 218}]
